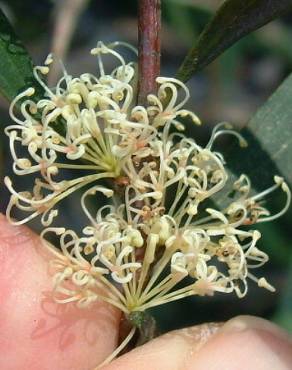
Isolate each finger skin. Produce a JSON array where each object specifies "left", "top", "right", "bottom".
[
  {"left": 0, "top": 215, "right": 120, "bottom": 370},
  {"left": 188, "top": 316, "right": 292, "bottom": 370},
  {"left": 103, "top": 323, "right": 222, "bottom": 370},
  {"left": 105, "top": 318, "right": 292, "bottom": 370}
]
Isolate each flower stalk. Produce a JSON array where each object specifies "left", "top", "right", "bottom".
[{"left": 138, "top": 0, "right": 161, "bottom": 105}]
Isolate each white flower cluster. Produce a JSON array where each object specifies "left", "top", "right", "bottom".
[{"left": 5, "top": 41, "right": 291, "bottom": 314}]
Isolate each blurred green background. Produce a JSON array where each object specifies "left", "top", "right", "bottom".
[{"left": 0, "top": 0, "right": 291, "bottom": 333}]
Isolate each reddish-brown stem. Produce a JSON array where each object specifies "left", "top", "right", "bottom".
[{"left": 137, "top": 0, "right": 161, "bottom": 105}]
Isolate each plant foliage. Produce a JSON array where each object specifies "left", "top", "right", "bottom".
[{"left": 176, "top": 0, "right": 292, "bottom": 82}]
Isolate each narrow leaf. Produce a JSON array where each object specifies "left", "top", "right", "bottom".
[
  {"left": 215, "top": 72, "right": 292, "bottom": 207},
  {"left": 0, "top": 9, "right": 39, "bottom": 102},
  {"left": 273, "top": 259, "right": 292, "bottom": 331},
  {"left": 177, "top": 0, "right": 292, "bottom": 82}
]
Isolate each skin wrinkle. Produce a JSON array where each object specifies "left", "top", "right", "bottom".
[
  {"left": 185, "top": 321, "right": 292, "bottom": 370},
  {"left": 103, "top": 323, "right": 222, "bottom": 370},
  {"left": 182, "top": 323, "right": 223, "bottom": 357},
  {"left": 165, "top": 323, "right": 223, "bottom": 370},
  {"left": 160, "top": 323, "right": 223, "bottom": 352}
]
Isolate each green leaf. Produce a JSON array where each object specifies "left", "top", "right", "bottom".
[
  {"left": 0, "top": 9, "right": 39, "bottom": 102},
  {"left": 215, "top": 72, "right": 292, "bottom": 207},
  {"left": 273, "top": 257, "right": 292, "bottom": 331},
  {"left": 176, "top": 0, "right": 292, "bottom": 82}
]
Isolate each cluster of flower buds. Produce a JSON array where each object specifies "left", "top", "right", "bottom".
[{"left": 5, "top": 41, "right": 291, "bottom": 315}]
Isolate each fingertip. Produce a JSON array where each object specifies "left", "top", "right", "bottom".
[
  {"left": 220, "top": 315, "right": 292, "bottom": 343},
  {"left": 105, "top": 316, "right": 292, "bottom": 370},
  {"left": 188, "top": 315, "right": 292, "bottom": 370}
]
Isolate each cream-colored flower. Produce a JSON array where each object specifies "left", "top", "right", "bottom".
[{"left": 5, "top": 41, "right": 290, "bottom": 318}]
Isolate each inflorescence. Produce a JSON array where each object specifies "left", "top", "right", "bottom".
[{"left": 5, "top": 41, "right": 291, "bottom": 318}]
